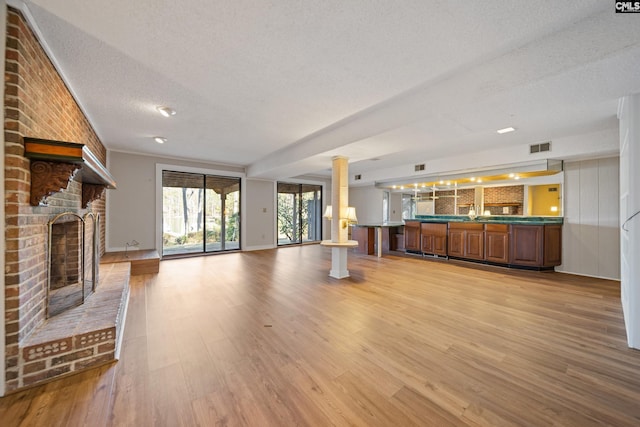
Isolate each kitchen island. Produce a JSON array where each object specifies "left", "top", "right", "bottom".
[{"left": 351, "top": 222, "right": 405, "bottom": 257}]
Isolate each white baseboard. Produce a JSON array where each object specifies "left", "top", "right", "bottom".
[{"left": 243, "top": 244, "right": 277, "bottom": 251}]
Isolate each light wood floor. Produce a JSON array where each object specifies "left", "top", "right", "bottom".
[{"left": 2, "top": 245, "right": 640, "bottom": 426}]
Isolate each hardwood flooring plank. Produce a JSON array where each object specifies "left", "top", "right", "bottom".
[{"left": 2, "top": 245, "right": 640, "bottom": 426}]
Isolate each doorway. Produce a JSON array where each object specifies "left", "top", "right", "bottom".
[{"left": 162, "top": 170, "right": 241, "bottom": 256}]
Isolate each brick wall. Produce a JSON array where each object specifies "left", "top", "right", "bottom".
[
  {"left": 484, "top": 185, "right": 524, "bottom": 215},
  {"left": 435, "top": 188, "right": 474, "bottom": 214},
  {"left": 4, "top": 7, "right": 107, "bottom": 392}
]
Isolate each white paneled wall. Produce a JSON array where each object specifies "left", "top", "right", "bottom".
[
  {"left": 558, "top": 157, "right": 620, "bottom": 280},
  {"left": 619, "top": 94, "right": 640, "bottom": 349}
]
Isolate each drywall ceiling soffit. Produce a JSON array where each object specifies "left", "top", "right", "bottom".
[{"left": 15, "top": 1, "right": 639, "bottom": 180}]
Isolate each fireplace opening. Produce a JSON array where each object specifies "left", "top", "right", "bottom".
[{"left": 47, "top": 212, "right": 100, "bottom": 318}]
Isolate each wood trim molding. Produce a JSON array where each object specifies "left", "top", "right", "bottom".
[
  {"left": 82, "top": 183, "right": 107, "bottom": 208},
  {"left": 30, "top": 161, "right": 80, "bottom": 206},
  {"left": 24, "top": 137, "right": 117, "bottom": 207}
]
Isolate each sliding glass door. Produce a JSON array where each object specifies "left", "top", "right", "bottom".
[
  {"left": 162, "top": 171, "right": 240, "bottom": 256},
  {"left": 277, "top": 182, "right": 322, "bottom": 245}
]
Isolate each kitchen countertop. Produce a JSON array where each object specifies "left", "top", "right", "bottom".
[
  {"left": 410, "top": 215, "right": 563, "bottom": 225},
  {"left": 352, "top": 221, "right": 405, "bottom": 228}
]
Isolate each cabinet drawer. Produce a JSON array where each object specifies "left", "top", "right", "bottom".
[
  {"left": 421, "top": 222, "right": 447, "bottom": 235},
  {"left": 449, "top": 222, "right": 484, "bottom": 230},
  {"left": 485, "top": 223, "right": 509, "bottom": 232}
]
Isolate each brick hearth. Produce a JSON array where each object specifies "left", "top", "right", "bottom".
[{"left": 20, "top": 263, "right": 130, "bottom": 388}]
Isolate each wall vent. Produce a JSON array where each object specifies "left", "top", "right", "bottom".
[
  {"left": 414, "top": 163, "right": 425, "bottom": 172},
  {"left": 530, "top": 141, "right": 551, "bottom": 154},
  {"left": 354, "top": 174, "right": 362, "bottom": 181}
]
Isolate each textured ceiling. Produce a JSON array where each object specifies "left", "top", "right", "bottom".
[{"left": 13, "top": 0, "right": 640, "bottom": 183}]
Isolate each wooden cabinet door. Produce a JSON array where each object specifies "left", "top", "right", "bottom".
[
  {"left": 352, "top": 226, "right": 375, "bottom": 255},
  {"left": 486, "top": 232, "right": 509, "bottom": 264},
  {"left": 510, "top": 225, "right": 543, "bottom": 266},
  {"left": 433, "top": 235, "right": 447, "bottom": 256},
  {"left": 448, "top": 229, "right": 465, "bottom": 257},
  {"left": 420, "top": 223, "right": 447, "bottom": 255},
  {"left": 404, "top": 222, "right": 421, "bottom": 252},
  {"left": 543, "top": 224, "right": 562, "bottom": 266},
  {"left": 465, "top": 230, "right": 485, "bottom": 260},
  {"left": 421, "top": 234, "right": 434, "bottom": 254}
]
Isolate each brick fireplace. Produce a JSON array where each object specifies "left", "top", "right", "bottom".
[{"left": 4, "top": 7, "right": 125, "bottom": 392}]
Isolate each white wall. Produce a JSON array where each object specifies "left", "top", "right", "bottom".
[
  {"left": 106, "top": 151, "right": 331, "bottom": 253},
  {"left": 349, "top": 185, "right": 385, "bottom": 224},
  {"left": 557, "top": 157, "right": 620, "bottom": 280},
  {"left": 107, "top": 151, "right": 244, "bottom": 251},
  {"left": 619, "top": 94, "right": 640, "bottom": 349},
  {"left": 245, "top": 179, "right": 276, "bottom": 250}
]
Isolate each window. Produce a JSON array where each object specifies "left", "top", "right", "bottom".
[
  {"left": 383, "top": 191, "right": 390, "bottom": 223},
  {"left": 277, "top": 183, "right": 322, "bottom": 245},
  {"left": 162, "top": 171, "right": 240, "bottom": 256},
  {"left": 402, "top": 193, "right": 416, "bottom": 219}
]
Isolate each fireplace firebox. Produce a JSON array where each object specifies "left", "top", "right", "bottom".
[{"left": 47, "top": 212, "right": 100, "bottom": 318}]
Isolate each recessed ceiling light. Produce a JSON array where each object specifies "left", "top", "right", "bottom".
[
  {"left": 470, "top": 177, "right": 476, "bottom": 182},
  {"left": 156, "top": 106, "right": 176, "bottom": 117},
  {"left": 154, "top": 136, "right": 167, "bottom": 144},
  {"left": 509, "top": 173, "right": 515, "bottom": 178},
  {"left": 514, "top": 176, "right": 520, "bottom": 180},
  {"left": 497, "top": 127, "right": 515, "bottom": 134},
  {"left": 477, "top": 178, "right": 482, "bottom": 183}
]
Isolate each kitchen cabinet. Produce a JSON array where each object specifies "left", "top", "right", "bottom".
[
  {"left": 543, "top": 224, "right": 562, "bottom": 266},
  {"left": 448, "top": 222, "right": 484, "bottom": 260},
  {"left": 404, "top": 221, "right": 421, "bottom": 253},
  {"left": 485, "top": 223, "right": 510, "bottom": 264},
  {"left": 510, "top": 224, "right": 562, "bottom": 267},
  {"left": 420, "top": 223, "right": 447, "bottom": 256},
  {"left": 351, "top": 226, "right": 375, "bottom": 255},
  {"left": 404, "top": 219, "right": 561, "bottom": 269}
]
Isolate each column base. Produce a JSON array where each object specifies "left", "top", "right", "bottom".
[{"left": 330, "top": 247, "right": 350, "bottom": 279}]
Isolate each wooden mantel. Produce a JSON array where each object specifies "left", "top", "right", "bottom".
[{"left": 23, "top": 137, "right": 117, "bottom": 207}]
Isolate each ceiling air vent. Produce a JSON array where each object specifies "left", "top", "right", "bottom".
[
  {"left": 354, "top": 174, "right": 362, "bottom": 181},
  {"left": 415, "top": 163, "right": 425, "bottom": 172},
  {"left": 530, "top": 141, "right": 551, "bottom": 154}
]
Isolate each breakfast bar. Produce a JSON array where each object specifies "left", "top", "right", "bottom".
[{"left": 354, "top": 215, "right": 563, "bottom": 270}]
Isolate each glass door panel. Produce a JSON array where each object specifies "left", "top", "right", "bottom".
[
  {"left": 204, "top": 187, "right": 221, "bottom": 252},
  {"left": 204, "top": 175, "right": 241, "bottom": 252},
  {"left": 162, "top": 171, "right": 205, "bottom": 256},
  {"left": 224, "top": 190, "right": 240, "bottom": 250},
  {"left": 301, "top": 185, "right": 321, "bottom": 243},
  {"left": 163, "top": 171, "right": 240, "bottom": 257},
  {"left": 277, "top": 182, "right": 322, "bottom": 246}
]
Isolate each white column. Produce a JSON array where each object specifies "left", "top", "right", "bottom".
[
  {"left": 329, "top": 156, "right": 351, "bottom": 278},
  {"left": 329, "top": 247, "right": 349, "bottom": 279},
  {"left": 619, "top": 93, "right": 640, "bottom": 349}
]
